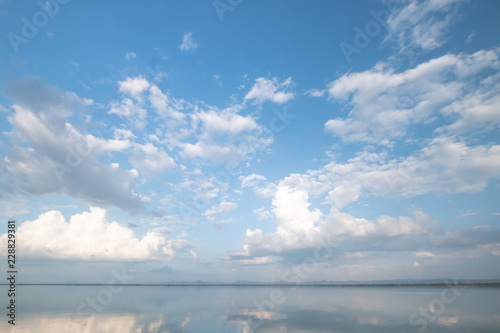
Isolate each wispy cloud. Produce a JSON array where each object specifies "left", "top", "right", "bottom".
[
  {"left": 384, "top": 0, "right": 464, "bottom": 52},
  {"left": 125, "top": 51, "right": 136, "bottom": 60}
]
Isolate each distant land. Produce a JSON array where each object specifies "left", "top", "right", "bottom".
[{"left": 3, "top": 278, "right": 500, "bottom": 286}]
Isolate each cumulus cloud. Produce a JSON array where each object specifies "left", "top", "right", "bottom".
[
  {"left": 0, "top": 207, "right": 180, "bottom": 260},
  {"left": 118, "top": 76, "right": 150, "bottom": 100},
  {"left": 245, "top": 77, "right": 294, "bottom": 104},
  {"left": 235, "top": 189, "right": 442, "bottom": 263},
  {"left": 233, "top": 174, "right": 499, "bottom": 265},
  {"left": 179, "top": 32, "right": 198, "bottom": 51},
  {"left": 2, "top": 77, "right": 144, "bottom": 213},
  {"left": 232, "top": 134, "right": 500, "bottom": 264}
]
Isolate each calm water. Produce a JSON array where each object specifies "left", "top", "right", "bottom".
[{"left": 1, "top": 285, "right": 499, "bottom": 332}]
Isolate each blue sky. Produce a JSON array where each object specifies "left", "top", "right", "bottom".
[{"left": 1, "top": 0, "right": 500, "bottom": 283}]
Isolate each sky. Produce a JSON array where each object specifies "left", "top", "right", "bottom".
[{"left": 0, "top": 0, "right": 499, "bottom": 284}]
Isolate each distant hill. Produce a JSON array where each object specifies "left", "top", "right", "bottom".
[{"left": 147, "top": 278, "right": 500, "bottom": 286}]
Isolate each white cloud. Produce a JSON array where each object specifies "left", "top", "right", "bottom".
[
  {"left": 384, "top": 0, "right": 464, "bottom": 52},
  {"left": 237, "top": 188, "right": 441, "bottom": 261},
  {"left": 114, "top": 128, "right": 136, "bottom": 140},
  {"left": 318, "top": 136, "right": 500, "bottom": 209},
  {"left": 305, "top": 88, "right": 326, "bottom": 97},
  {"left": 203, "top": 201, "right": 238, "bottom": 217},
  {"left": 234, "top": 183, "right": 500, "bottom": 266},
  {"left": 0, "top": 207, "right": 178, "bottom": 260},
  {"left": 472, "top": 225, "right": 490, "bottom": 230},
  {"left": 240, "top": 174, "right": 267, "bottom": 188},
  {"left": 109, "top": 76, "right": 155, "bottom": 128},
  {"left": 189, "top": 250, "right": 198, "bottom": 260},
  {"left": 179, "top": 32, "right": 198, "bottom": 51},
  {"left": 194, "top": 109, "right": 260, "bottom": 135},
  {"left": 182, "top": 141, "right": 235, "bottom": 161},
  {"left": 253, "top": 207, "right": 272, "bottom": 221},
  {"left": 109, "top": 78, "right": 275, "bottom": 168},
  {"left": 78, "top": 134, "right": 131, "bottom": 155},
  {"left": 148, "top": 85, "right": 185, "bottom": 123},
  {"left": 130, "top": 142, "right": 176, "bottom": 176},
  {"left": 240, "top": 174, "right": 276, "bottom": 198},
  {"left": 272, "top": 182, "right": 323, "bottom": 235},
  {"left": 245, "top": 77, "right": 294, "bottom": 104},
  {"left": 181, "top": 107, "right": 272, "bottom": 162},
  {"left": 125, "top": 51, "right": 136, "bottom": 60},
  {"left": 237, "top": 256, "right": 276, "bottom": 265},
  {"left": 109, "top": 98, "right": 148, "bottom": 128},
  {"left": 414, "top": 251, "right": 435, "bottom": 259},
  {"left": 3, "top": 78, "right": 144, "bottom": 213},
  {"left": 439, "top": 70, "right": 500, "bottom": 135},
  {"left": 325, "top": 49, "right": 500, "bottom": 143},
  {"left": 233, "top": 133, "right": 500, "bottom": 262},
  {"left": 118, "top": 76, "right": 150, "bottom": 100}
]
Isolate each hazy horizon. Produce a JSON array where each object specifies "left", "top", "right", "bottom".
[{"left": 1, "top": 0, "right": 500, "bottom": 285}]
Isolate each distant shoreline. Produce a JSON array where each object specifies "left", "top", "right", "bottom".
[{"left": 1, "top": 283, "right": 500, "bottom": 287}]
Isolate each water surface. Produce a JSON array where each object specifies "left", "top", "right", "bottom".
[{"left": 1, "top": 285, "right": 499, "bottom": 332}]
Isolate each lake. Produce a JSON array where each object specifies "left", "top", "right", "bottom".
[{"left": 1, "top": 284, "right": 499, "bottom": 332}]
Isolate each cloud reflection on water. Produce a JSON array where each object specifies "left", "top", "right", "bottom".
[{"left": 1, "top": 285, "right": 499, "bottom": 332}]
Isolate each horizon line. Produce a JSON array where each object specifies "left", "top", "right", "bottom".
[{"left": 2, "top": 282, "right": 500, "bottom": 287}]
